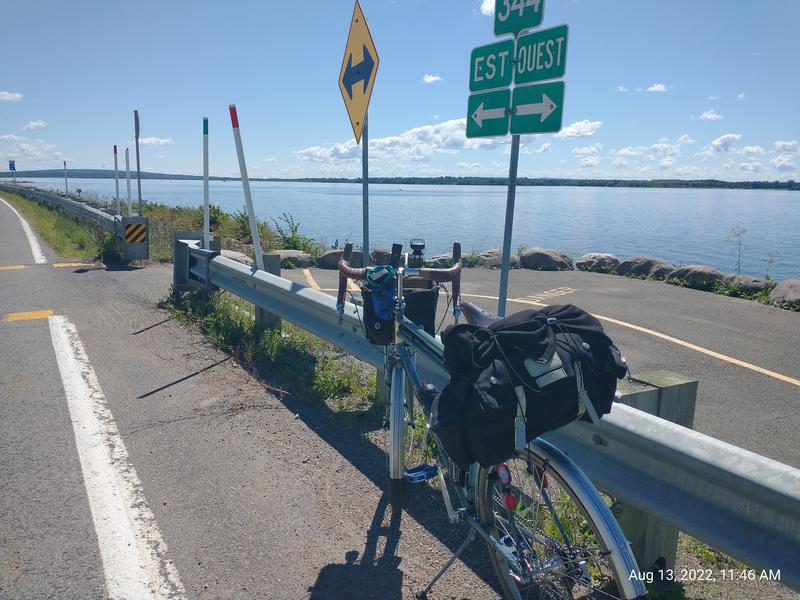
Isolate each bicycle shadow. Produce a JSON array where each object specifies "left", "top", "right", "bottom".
[{"left": 308, "top": 493, "right": 404, "bottom": 600}]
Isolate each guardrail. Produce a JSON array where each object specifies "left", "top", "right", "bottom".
[{"left": 174, "top": 237, "right": 800, "bottom": 591}]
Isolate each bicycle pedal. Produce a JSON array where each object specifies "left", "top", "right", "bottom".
[{"left": 404, "top": 464, "right": 439, "bottom": 484}]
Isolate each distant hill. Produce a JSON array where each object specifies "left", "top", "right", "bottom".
[{"left": 1, "top": 169, "right": 797, "bottom": 191}]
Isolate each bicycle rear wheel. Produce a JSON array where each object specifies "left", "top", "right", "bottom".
[{"left": 476, "top": 440, "right": 647, "bottom": 600}]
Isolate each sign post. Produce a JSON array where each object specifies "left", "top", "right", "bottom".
[
  {"left": 466, "top": 3, "right": 568, "bottom": 316},
  {"left": 203, "top": 117, "right": 210, "bottom": 250},
  {"left": 339, "top": 0, "right": 379, "bottom": 266},
  {"left": 113, "top": 145, "right": 120, "bottom": 216},
  {"left": 125, "top": 148, "right": 132, "bottom": 217},
  {"left": 8, "top": 160, "right": 15, "bottom": 184},
  {"left": 229, "top": 105, "right": 264, "bottom": 271},
  {"left": 134, "top": 110, "right": 142, "bottom": 217},
  {"left": 63, "top": 161, "right": 68, "bottom": 194}
]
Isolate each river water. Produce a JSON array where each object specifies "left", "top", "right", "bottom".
[{"left": 18, "top": 177, "right": 799, "bottom": 281}]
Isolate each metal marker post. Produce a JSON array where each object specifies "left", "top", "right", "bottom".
[
  {"left": 134, "top": 110, "right": 142, "bottom": 216},
  {"left": 497, "top": 134, "right": 521, "bottom": 317},
  {"left": 203, "top": 118, "right": 210, "bottom": 250},
  {"left": 113, "top": 145, "right": 120, "bottom": 216},
  {"left": 125, "top": 148, "right": 132, "bottom": 217},
  {"left": 229, "top": 105, "right": 264, "bottom": 271},
  {"left": 63, "top": 160, "right": 69, "bottom": 194},
  {"left": 362, "top": 113, "right": 369, "bottom": 266}
]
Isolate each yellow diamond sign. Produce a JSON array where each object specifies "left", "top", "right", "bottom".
[{"left": 338, "top": 0, "right": 379, "bottom": 144}]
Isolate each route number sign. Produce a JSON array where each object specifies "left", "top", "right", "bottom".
[{"left": 495, "top": 0, "right": 544, "bottom": 36}]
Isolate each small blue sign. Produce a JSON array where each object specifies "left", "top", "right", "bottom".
[{"left": 8, "top": 160, "right": 15, "bottom": 171}]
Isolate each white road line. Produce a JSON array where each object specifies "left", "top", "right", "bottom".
[
  {"left": 48, "top": 315, "right": 186, "bottom": 599},
  {"left": 0, "top": 195, "right": 47, "bottom": 264}
]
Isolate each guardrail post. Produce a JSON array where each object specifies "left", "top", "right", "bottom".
[
  {"left": 255, "top": 254, "right": 281, "bottom": 330},
  {"left": 173, "top": 236, "right": 193, "bottom": 290},
  {"left": 612, "top": 371, "right": 698, "bottom": 571}
]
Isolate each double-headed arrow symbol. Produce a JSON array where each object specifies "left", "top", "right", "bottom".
[
  {"left": 516, "top": 93, "right": 558, "bottom": 122},
  {"left": 471, "top": 102, "right": 507, "bottom": 128},
  {"left": 342, "top": 45, "right": 376, "bottom": 100}
]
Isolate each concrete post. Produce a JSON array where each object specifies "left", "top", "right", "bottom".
[
  {"left": 255, "top": 254, "right": 282, "bottom": 330},
  {"left": 612, "top": 371, "right": 698, "bottom": 571}
]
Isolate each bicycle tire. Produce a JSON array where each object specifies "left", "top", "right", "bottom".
[
  {"left": 476, "top": 440, "right": 647, "bottom": 600},
  {"left": 388, "top": 362, "right": 407, "bottom": 513}
]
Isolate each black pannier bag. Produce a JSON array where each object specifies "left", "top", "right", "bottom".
[
  {"left": 432, "top": 304, "right": 628, "bottom": 470},
  {"left": 362, "top": 271, "right": 439, "bottom": 346}
]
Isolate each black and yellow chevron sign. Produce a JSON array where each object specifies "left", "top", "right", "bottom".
[{"left": 124, "top": 223, "right": 147, "bottom": 243}]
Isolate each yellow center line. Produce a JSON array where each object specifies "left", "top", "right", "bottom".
[
  {"left": 0, "top": 265, "right": 28, "bottom": 271},
  {"left": 302, "top": 268, "right": 320, "bottom": 290},
  {"left": 347, "top": 280, "right": 360, "bottom": 293},
  {"left": 2, "top": 310, "right": 54, "bottom": 322},
  {"left": 52, "top": 262, "right": 93, "bottom": 268}
]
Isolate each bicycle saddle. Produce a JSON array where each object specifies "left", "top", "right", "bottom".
[{"left": 460, "top": 300, "right": 504, "bottom": 328}]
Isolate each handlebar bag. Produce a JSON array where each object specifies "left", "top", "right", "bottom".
[
  {"left": 361, "top": 266, "right": 397, "bottom": 345},
  {"left": 434, "top": 304, "right": 628, "bottom": 469}
]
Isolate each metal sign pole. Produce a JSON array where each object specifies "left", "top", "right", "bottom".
[
  {"left": 362, "top": 112, "right": 369, "bottom": 267},
  {"left": 203, "top": 118, "right": 210, "bottom": 250},
  {"left": 134, "top": 110, "right": 143, "bottom": 217},
  {"left": 63, "top": 161, "right": 69, "bottom": 194},
  {"left": 497, "top": 134, "right": 521, "bottom": 317},
  {"left": 113, "top": 145, "right": 120, "bottom": 216},
  {"left": 229, "top": 105, "right": 264, "bottom": 271},
  {"left": 125, "top": 148, "right": 132, "bottom": 217}
]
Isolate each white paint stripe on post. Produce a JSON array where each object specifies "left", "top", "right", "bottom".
[
  {"left": 47, "top": 315, "right": 186, "bottom": 599},
  {"left": 125, "top": 148, "right": 132, "bottom": 217},
  {"left": 114, "top": 145, "right": 120, "bottom": 216},
  {"left": 229, "top": 105, "right": 264, "bottom": 270},
  {"left": 0, "top": 195, "right": 47, "bottom": 264}
]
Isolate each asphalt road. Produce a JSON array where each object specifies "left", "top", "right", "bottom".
[{"left": 1, "top": 194, "right": 799, "bottom": 599}]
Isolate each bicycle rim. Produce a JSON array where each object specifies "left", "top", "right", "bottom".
[
  {"left": 477, "top": 448, "right": 633, "bottom": 600},
  {"left": 388, "top": 362, "right": 407, "bottom": 511}
]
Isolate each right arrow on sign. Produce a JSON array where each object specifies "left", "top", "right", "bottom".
[
  {"left": 515, "top": 93, "right": 557, "bottom": 122},
  {"left": 472, "top": 102, "right": 507, "bottom": 128}
]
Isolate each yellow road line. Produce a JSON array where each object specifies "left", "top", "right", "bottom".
[
  {"left": 0, "top": 265, "right": 28, "bottom": 271},
  {"left": 506, "top": 296, "right": 800, "bottom": 388},
  {"left": 2, "top": 310, "right": 54, "bottom": 322},
  {"left": 52, "top": 262, "right": 93, "bottom": 268},
  {"left": 302, "top": 268, "right": 320, "bottom": 290},
  {"left": 347, "top": 280, "right": 360, "bottom": 293}
]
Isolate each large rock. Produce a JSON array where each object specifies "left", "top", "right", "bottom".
[
  {"left": 722, "top": 274, "right": 775, "bottom": 295},
  {"left": 668, "top": 265, "right": 725, "bottom": 291},
  {"left": 425, "top": 253, "right": 452, "bottom": 268},
  {"left": 616, "top": 256, "right": 675, "bottom": 279},
  {"left": 371, "top": 247, "right": 392, "bottom": 265},
  {"left": 316, "top": 248, "right": 364, "bottom": 269},
  {"left": 576, "top": 253, "right": 620, "bottom": 274},
  {"left": 221, "top": 249, "right": 254, "bottom": 267},
  {"left": 268, "top": 249, "right": 313, "bottom": 269},
  {"left": 520, "top": 248, "right": 573, "bottom": 271},
  {"left": 476, "top": 248, "right": 520, "bottom": 269},
  {"left": 769, "top": 279, "right": 800, "bottom": 310}
]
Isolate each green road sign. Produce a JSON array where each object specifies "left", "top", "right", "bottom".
[
  {"left": 510, "top": 80, "right": 564, "bottom": 135},
  {"left": 467, "top": 89, "right": 511, "bottom": 138},
  {"left": 469, "top": 39, "right": 514, "bottom": 92},
  {"left": 495, "top": 0, "right": 544, "bottom": 36},
  {"left": 514, "top": 25, "right": 568, "bottom": 85}
]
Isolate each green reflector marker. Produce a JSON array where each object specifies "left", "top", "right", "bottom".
[{"left": 203, "top": 117, "right": 208, "bottom": 135}]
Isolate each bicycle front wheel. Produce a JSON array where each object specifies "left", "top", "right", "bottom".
[{"left": 476, "top": 440, "right": 647, "bottom": 600}]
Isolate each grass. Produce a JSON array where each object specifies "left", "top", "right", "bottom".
[
  {"left": 712, "top": 281, "right": 773, "bottom": 305},
  {"left": 1, "top": 191, "right": 114, "bottom": 259}
]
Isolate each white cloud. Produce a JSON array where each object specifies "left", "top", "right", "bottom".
[
  {"left": 774, "top": 140, "right": 798, "bottom": 153},
  {"left": 700, "top": 109, "right": 724, "bottom": 121},
  {"left": 0, "top": 135, "right": 62, "bottom": 165},
  {"left": 0, "top": 134, "right": 26, "bottom": 142},
  {"left": 737, "top": 93, "right": 745, "bottom": 100},
  {"left": 22, "top": 120, "right": 47, "bottom": 131},
  {"left": 741, "top": 145, "right": 765, "bottom": 155},
  {"left": 647, "top": 83, "right": 667, "bottom": 93},
  {"left": 675, "top": 165, "right": 701, "bottom": 176},
  {"left": 677, "top": 134, "right": 696, "bottom": 145},
  {"left": 694, "top": 147, "right": 714, "bottom": 158},
  {"left": 422, "top": 74, "right": 442, "bottom": 84},
  {"left": 295, "top": 118, "right": 503, "bottom": 165},
  {"left": 264, "top": 157, "right": 277, "bottom": 163},
  {"left": 139, "top": 137, "right": 174, "bottom": 146},
  {"left": 614, "top": 146, "right": 646, "bottom": 156},
  {"left": 554, "top": 119, "right": 602, "bottom": 138},
  {"left": 480, "top": 0, "right": 494, "bottom": 16},
  {"left": 711, "top": 133, "right": 741, "bottom": 153},
  {"left": 617, "top": 86, "right": 628, "bottom": 93},
  {"left": 659, "top": 156, "right": 675, "bottom": 170},
  {"left": 579, "top": 156, "right": 600, "bottom": 168},
  {"left": 0, "top": 91, "right": 23, "bottom": 102},
  {"left": 534, "top": 142, "right": 551, "bottom": 154},
  {"left": 739, "top": 162, "right": 762, "bottom": 173},
  {"left": 613, "top": 158, "right": 628, "bottom": 168},
  {"left": 708, "top": 96, "right": 721, "bottom": 101},
  {"left": 458, "top": 162, "right": 481, "bottom": 170},
  {"left": 771, "top": 155, "right": 796, "bottom": 172},
  {"left": 651, "top": 141, "right": 679, "bottom": 156},
  {"left": 572, "top": 143, "right": 602, "bottom": 156}
]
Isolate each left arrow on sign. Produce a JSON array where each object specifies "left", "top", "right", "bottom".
[
  {"left": 342, "top": 45, "right": 376, "bottom": 100},
  {"left": 472, "top": 102, "right": 507, "bottom": 128},
  {"left": 515, "top": 93, "right": 558, "bottom": 122}
]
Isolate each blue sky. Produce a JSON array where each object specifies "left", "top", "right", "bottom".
[{"left": 1, "top": 0, "right": 798, "bottom": 180}]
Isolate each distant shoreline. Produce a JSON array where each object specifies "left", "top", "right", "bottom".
[{"left": 1, "top": 170, "right": 798, "bottom": 191}]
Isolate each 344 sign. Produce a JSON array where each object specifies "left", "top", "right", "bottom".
[{"left": 495, "top": 0, "right": 544, "bottom": 36}]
